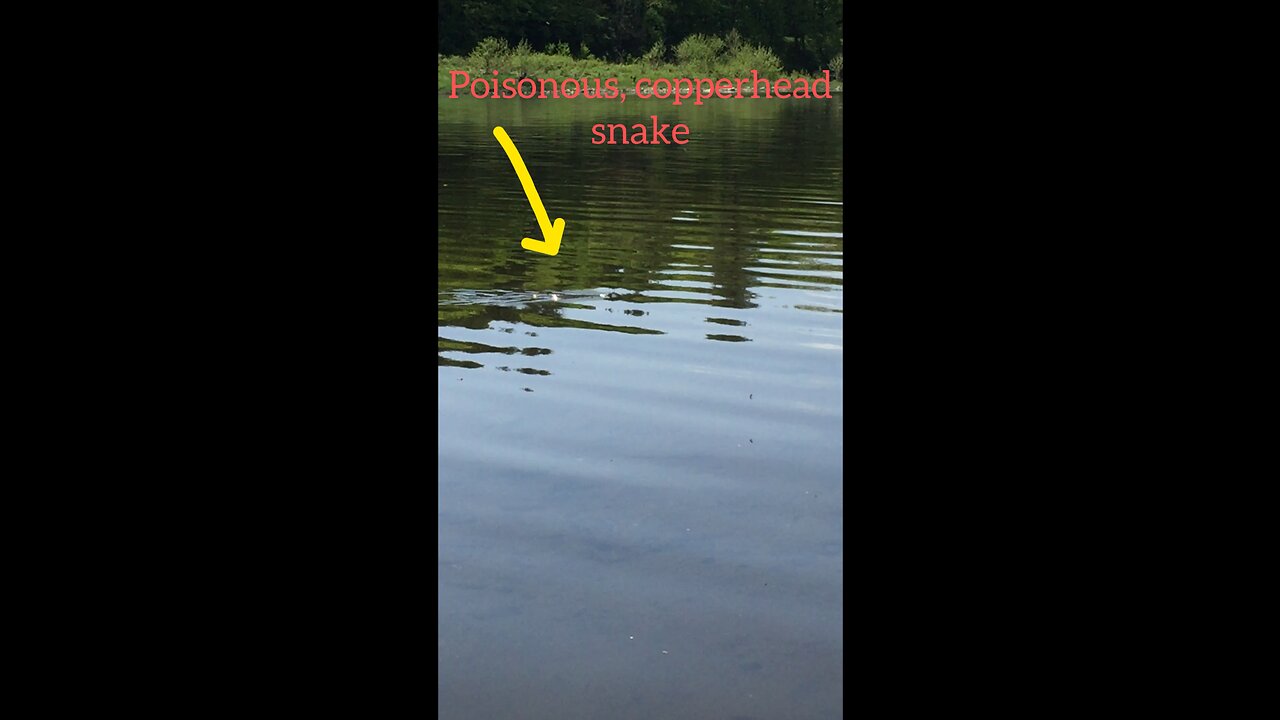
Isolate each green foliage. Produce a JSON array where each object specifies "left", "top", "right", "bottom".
[
  {"left": 674, "top": 34, "right": 725, "bottom": 72},
  {"left": 717, "top": 43, "right": 782, "bottom": 78},
  {"left": 643, "top": 5, "right": 666, "bottom": 49},
  {"left": 724, "top": 28, "right": 742, "bottom": 52},
  {"left": 642, "top": 40, "right": 666, "bottom": 65},
  {"left": 829, "top": 52, "right": 843, "bottom": 81},
  {"left": 547, "top": 41, "right": 571, "bottom": 57},
  {"left": 470, "top": 36, "right": 510, "bottom": 71},
  {"left": 511, "top": 38, "right": 533, "bottom": 72}
]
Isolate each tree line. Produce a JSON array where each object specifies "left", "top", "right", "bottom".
[{"left": 438, "top": 0, "right": 843, "bottom": 73}]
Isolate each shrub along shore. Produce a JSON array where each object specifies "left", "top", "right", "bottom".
[{"left": 438, "top": 33, "right": 843, "bottom": 97}]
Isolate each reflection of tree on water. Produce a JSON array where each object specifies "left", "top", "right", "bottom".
[
  {"left": 438, "top": 95, "right": 842, "bottom": 370},
  {"left": 438, "top": 294, "right": 664, "bottom": 373}
]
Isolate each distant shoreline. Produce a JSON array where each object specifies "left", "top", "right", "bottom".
[
  {"left": 440, "top": 70, "right": 843, "bottom": 99},
  {"left": 438, "top": 37, "right": 842, "bottom": 98},
  {"left": 438, "top": 85, "right": 844, "bottom": 98}
]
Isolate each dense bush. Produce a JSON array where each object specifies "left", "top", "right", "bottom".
[
  {"left": 724, "top": 28, "right": 743, "bottom": 52},
  {"left": 720, "top": 43, "right": 782, "bottom": 78},
  {"left": 642, "top": 40, "right": 666, "bottom": 65},
  {"left": 674, "top": 34, "right": 725, "bottom": 73},
  {"left": 469, "top": 37, "right": 509, "bottom": 71}
]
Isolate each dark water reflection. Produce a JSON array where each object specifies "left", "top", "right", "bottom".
[{"left": 439, "top": 95, "right": 842, "bottom": 720}]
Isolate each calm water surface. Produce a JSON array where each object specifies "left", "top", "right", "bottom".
[{"left": 439, "top": 95, "right": 843, "bottom": 720}]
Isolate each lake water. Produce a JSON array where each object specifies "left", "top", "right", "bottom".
[{"left": 438, "top": 94, "right": 843, "bottom": 720}]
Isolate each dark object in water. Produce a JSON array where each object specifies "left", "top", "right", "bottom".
[{"left": 442, "top": 289, "right": 614, "bottom": 307}]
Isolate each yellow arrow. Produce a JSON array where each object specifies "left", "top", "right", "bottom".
[{"left": 492, "top": 126, "right": 565, "bottom": 256}]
